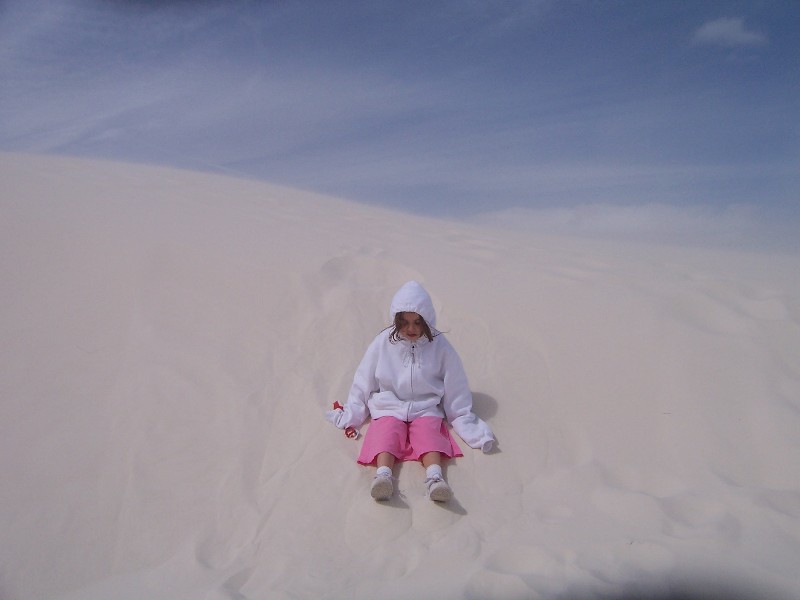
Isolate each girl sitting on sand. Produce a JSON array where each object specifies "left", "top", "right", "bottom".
[{"left": 326, "top": 281, "right": 495, "bottom": 502}]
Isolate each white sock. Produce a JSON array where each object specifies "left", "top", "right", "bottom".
[
  {"left": 376, "top": 466, "right": 392, "bottom": 478},
  {"left": 425, "top": 464, "right": 443, "bottom": 480}
]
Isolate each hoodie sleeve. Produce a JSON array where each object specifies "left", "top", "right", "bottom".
[
  {"left": 336, "top": 335, "right": 381, "bottom": 429},
  {"left": 440, "top": 338, "right": 495, "bottom": 452}
]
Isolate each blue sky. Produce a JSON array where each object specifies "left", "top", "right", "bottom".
[{"left": 1, "top": 0, "right": 798, "bottom": 239}]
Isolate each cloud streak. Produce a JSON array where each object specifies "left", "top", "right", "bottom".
[{"left": 693, "top": 17, "right": 767, "bottom": 48}]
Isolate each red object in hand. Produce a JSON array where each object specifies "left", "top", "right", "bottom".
[{"left": 332, "top": 401, "right": 344, "bottom": 411}]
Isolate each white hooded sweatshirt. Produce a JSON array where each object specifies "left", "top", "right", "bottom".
[{"left": 328, "top": 281, "right": 495, "bottom": 453}]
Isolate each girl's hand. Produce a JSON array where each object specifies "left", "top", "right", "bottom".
[{"left": 327, "top": 402, "right": 361, "bottom": 439}]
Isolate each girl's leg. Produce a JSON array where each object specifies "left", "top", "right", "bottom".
[
  {"left": 377, "top": 452, "right": 396, "bottom": 469},
  {"left": 421, "top": 451, "right": 451, "bottom": 502},
  {"left": 420, "top": 451, "right": 441, "bottom": 468},
  {"left": 409, "top": 419, "right": 457, "bottom": 502},
  {"left": 371, "top": 452, "right": 397, "bottom": 501},
  {"left": 358, "top": 417, "right": 406, "bottom": 501}
]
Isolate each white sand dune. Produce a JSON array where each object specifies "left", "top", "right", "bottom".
[{"left": 2, "top": 153, "right": 799, "bottom": 600}]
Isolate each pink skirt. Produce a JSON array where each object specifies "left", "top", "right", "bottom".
[{"left": 357, "top": 416, "right": 464, "bottom": 466}]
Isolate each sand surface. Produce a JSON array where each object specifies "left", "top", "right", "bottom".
[{"left": 2, "top": 153, "right": 799, "bottom": 599}]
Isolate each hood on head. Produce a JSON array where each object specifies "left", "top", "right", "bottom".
[{"left": 389, "top": 281, "right": 436, "bottom": 328}]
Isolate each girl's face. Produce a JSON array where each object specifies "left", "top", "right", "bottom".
[{"left": 398, "top": 312, "right": 423, "bottom": 342}]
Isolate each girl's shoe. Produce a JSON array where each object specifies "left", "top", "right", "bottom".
[
  {"left": 425, "top": 476, "right": 452, "bottom": 502},
  {"left": 370, "top": 474, "right": 394, "bottom": 501}
]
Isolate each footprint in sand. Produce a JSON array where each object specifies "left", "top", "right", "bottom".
[
  {"left": 343, "top": 485, "right": 412, "bottom": 553},
  {"left": 485, "top": 544, "right": 565, "bottom": 576},
  {"left": 410, "top": 494, "right": 464, "bottom": 533},
  {"left": 598, "top": 462, "right": 687, "bottom": 498},
  {"left": 755, "top": 488, "right": 800, "bottom": 518},
  {"left": 658, "top": 493, "right": 740, "bottom": 541},
  {"left": 591, "top": 487, "right": 664, "bottom": 528},
  {"left": 575, "top": 540, "right": 675, "bottom": 588},
  {"left": 465, "top": 570, "right": 540, "bottom": 600},
  {"left": 317, "top": 252, "right": 423, "bottom": 291},
  {"left": 218, "top": 566, "right": 254, "bottom": 600},
  {"left": 466, "top": 545, "right": 566, "bottom": 599},
  {"left": 534, "top": 504, "right": 573, "bottom": 523}
]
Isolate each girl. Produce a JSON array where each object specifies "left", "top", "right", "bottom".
[{"left": 326, "top": 281, "right": 495, "bottom": 502}]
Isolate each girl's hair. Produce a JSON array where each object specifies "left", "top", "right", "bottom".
[{"left": 388, "top": 312, "right": 435, "bottom": 343}]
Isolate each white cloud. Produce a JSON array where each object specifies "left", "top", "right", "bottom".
[{"left": 693, "top": 17, "right": 767, "bottom": 48}]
